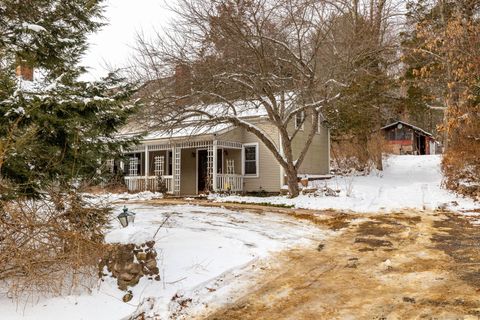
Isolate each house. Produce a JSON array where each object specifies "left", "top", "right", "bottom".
[
  {"left": 381, "top": 121, "right": 438, "bottom": 155},
  {"left": 119, "top": 104, "right": 330, "bottom": 196}
]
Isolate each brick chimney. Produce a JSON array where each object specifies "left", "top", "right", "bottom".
[
  {"left": 16, "top": 62, "right": 34, "bottom": 81},
  {"left": 174, "top": 64, "right": 192, "bottom": 106},
  {"left": 174, "top": 64, "right": 192, "bottom": 97}
]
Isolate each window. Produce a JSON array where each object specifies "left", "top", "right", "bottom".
[
  {"left": 243, "top": 143, "right": 258, "bottom": 177},
  {"left": 154, "top": 156, "right": 165, "bottom": 176},
  {"left": 295, "top": 111, "right": 305, "bottom": 130},
  {"left": 128, "top": 154, "right": 140, "bottom": 176}
]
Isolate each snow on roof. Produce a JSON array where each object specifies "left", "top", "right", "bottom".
[
  {"left": 126, "top": 92, "right": 298, "bottom": 141},
  {"left": 141, "top": 123, "right": 232, "bottom": 140},
  {"left": 381, "top": 121, "right": 433, "bottom": 137}
]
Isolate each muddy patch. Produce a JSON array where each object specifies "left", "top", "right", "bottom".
[
  {"left": 354, "top": 237, "right": 394, "bottom": 248},
  {"left": 203, "top": 211, "right": 480, "bottom": 320},
  {"left": 432, "top": 211, "right": 480, "bottom": 289}
]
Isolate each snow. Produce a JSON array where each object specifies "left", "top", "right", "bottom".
[
  {"left": 82, "top": 191, "right": 163, "bottom": 204},
  {"left": 141, "top": 123, "right": 232, "bottom": 140},
  {"left": 22, "top": 22, "right": 47, "bottom": 33},
  {"left": 211, "top": 155, "right": 479, "bottom": 214},
  {"left": 0, "top": 204, "right": 324, "bottom": 320}
]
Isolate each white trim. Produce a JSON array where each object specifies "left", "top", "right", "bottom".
[
  {"left": 314, "top": 114, "right": 321, "bottom": 134},
  {"left": 327, "top": 127, "right": 331, "bottom": 173},
  {"left": 144, "top": 145, "right": 149, "bottom": 186},
  {"left": 278, "top": 132, "right": 285, "bottom": 188},
  {"left": 213, "top": 140, "right": 218, "bottom": 191},
  {"left": 242, "top": 142, "right": 259, "bottom": 178}
]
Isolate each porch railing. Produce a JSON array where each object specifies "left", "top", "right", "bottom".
[
  {"left": 216, "top": 174, "right": 243, "bottom": 192},
  {"left": 124, "top": 175, "right": 173, "bottom": 194}
]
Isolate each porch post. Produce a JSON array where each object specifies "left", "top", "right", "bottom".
[
  {"left": 144, "top": 145, "right": 149, "bottom": 191},
  {"left": 173, "top": 145, "right": 181, "bottom": 196},
  {"left": 212, "top": 140, "right": 218, "bottom": 192}
]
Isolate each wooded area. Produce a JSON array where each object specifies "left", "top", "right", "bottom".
[{"left": 130, "top": 0, "right": 479, "bottom": 198}]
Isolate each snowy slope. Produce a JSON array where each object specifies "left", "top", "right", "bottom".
[
  {"left": 0, "top": 204, "right": 326, "bottom": 320},
  {"left": 212, "top": 155, "right": 478, "bottom": 213}
]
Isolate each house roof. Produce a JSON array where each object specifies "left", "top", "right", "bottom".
[
  {"left": 141, "top": 123, "right": 233, "bottom": 141},
  {"left": 381, "top": 121, "right": 433, "bottom": 137},
  {"left": 123, "top": 92, "right": 298, "bottom": 141}
]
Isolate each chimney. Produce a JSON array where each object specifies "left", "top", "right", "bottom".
[
  {"left": 174, "top": 64, "right": 192, "bottom": 97},
  {"left": 16, "top": 62, "right": 34, "bottom": 81},
  {"left": 174, "top": 64, "right": 192, "bottom": 106}
]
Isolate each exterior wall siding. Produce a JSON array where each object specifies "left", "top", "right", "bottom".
[
  {"left": 218, "top": 120, "right": 281, "bottom": 193},
  {"left": 288, "top": 113, "right": 330, "bottom": 176}
]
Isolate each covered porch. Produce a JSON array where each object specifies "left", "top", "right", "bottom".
[{"left": 123, "top": 140, "right": 244, "bottom": 195}]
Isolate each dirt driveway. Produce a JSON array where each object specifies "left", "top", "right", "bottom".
[{"left": 201, "top": 208, "right": 480, "bottom": 320}]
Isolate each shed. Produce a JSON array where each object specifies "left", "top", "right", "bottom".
[{"left": 381, "top": 121, "right": 437, "bottom": 155}]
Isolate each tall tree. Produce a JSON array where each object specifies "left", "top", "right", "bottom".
[
  {"left": 407, "top": 0, "right": 480, "bottom": 198},
  {"left": 0, "top": 0, "right": 137, "bottom": 197},
  {"left": 317, "top": 0, "right": 400, "bottom": 167},
  {"left": 132, "top": 0, "right": 347, "bottom": 197}
]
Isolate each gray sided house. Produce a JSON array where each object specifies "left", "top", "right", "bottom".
[{"left": 120, "top": 109, "right": 330, "bottom": 196}]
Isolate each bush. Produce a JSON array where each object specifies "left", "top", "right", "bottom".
[
  {"left": 157, "top": 175, "right": 168, "bottom": 194},
  {"left": 0, "top": 191, "right": 111, "bottom": 297},
  {"left": 331, "top": 133, "right": 388, "bottom": 175}
]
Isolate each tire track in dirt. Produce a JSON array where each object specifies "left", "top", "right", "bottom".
[{"left": 203, "top": 210, "right": 480, "bottom": 320}]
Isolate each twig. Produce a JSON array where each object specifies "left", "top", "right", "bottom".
[
  {"left": 153, "top": 215, "right": 170, "bottom": 239},
  {"left": 166, "top": 276, "right": 188, "bottom": 285}
]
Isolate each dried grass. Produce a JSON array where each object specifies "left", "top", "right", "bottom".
[{"left": 331, "top": 133, "right": 389, "bottom": 174}]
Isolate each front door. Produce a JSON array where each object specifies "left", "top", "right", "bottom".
[{"left": 197, "top": 150, "right": 208, "bottom": 193}]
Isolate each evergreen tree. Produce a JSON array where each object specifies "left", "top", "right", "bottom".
[
  {"left": 0, "top": 0, "right": 138, "bottom": 197},
  {"left": 399, "top": 0, "right": 446, "bottom": 134}
]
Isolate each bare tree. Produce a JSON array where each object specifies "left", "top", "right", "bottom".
[{"left": 131, "top": 0, "right": 351, "bottom": 197}]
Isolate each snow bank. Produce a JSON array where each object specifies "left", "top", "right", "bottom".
[
  {"left": 211, "top": 155, "right": 478, "bottom": 214},
  {"left": 82, "top": 191, "right": 163, "bottom": 205},
  {"left": 0, "top": 204, "right": 325, "bottom": 320}
]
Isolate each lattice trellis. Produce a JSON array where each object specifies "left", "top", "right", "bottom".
[
  {"left": 206, "top": 145, "right": 214, "bottom": 191},
  {"left": 173, "top": 147, "right": 181, "bottom": 195}
]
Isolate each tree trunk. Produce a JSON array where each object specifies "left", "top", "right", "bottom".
[{"left": 285, "top": 163, "right": 299, "bottom": 198}]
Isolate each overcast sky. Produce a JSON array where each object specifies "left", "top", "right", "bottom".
[{"left": 81, "top": 0, "right": 173, "bottom": 80}]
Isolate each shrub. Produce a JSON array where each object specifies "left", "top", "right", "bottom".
[{"left": 0, "top": 190, "right": 111, "bottom": 297}]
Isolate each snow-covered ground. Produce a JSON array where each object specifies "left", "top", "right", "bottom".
[
  {"left": 211, "top": 155, "right": 479, "bottom": 214},
  {"left": 0, "top": 204, "right": 326, "bottom": 320}
]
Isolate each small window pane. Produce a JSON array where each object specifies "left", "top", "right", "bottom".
[
  {"left": 245, "top": 146, "right": 256, "bottom": 160},
  {"left": 245, "top": 161, "right": 256, "bottom": 175}
]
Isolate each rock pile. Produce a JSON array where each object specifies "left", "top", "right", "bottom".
[{"left": 99, "top": 240, "right": 160, "bottom": 291}]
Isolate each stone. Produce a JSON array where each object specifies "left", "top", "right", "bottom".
[
  {"left": 145, "top": 259, "right": 157, "bottom": 269},
  {"left": 125, "top": 262, "right": 142, "bottom": 274},
  {"left": 137, "top": 252, "right": 147, "bottom": 261},
  {"left": 145, "top": 240, "right": 155, "bottom": 248},
  {"left": 122, "top": 291, "right": 133, "bottom": 303},
  {"left": 119, "top": 272, "right": 135, "bottom": 281}
]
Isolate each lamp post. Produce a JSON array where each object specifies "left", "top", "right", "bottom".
[{"left": 117, "top": 206, "right": 136, "bottom": 228}]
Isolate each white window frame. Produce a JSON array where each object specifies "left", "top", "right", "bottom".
[
  {"left": 295, "top": 111, "right": 305, "bottom": 130},
  {"left": 242, "top": 142, "right": 259, "bottom": 178}
]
